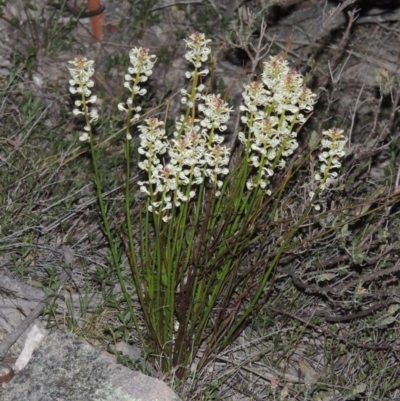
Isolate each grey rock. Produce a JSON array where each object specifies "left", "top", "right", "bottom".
[{"left": 1, "top": 330, "right": 180, "bottom": 401}]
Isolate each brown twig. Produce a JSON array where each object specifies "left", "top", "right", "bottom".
[
  {"left": 271, "top": 307, "right": 394, "bottom": 350},
  {"left": 319, "top": 9, "right": 357, "bottom": 89},
  {"left": 279, "top": 256, "right": 400, "bottom": 297}
]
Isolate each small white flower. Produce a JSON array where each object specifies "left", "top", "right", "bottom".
[
  {"left": 79, "top": 132, "right": 89, "bottom": 141},
  {"left": 89, "top": 109, "right": 99, "bottom": 122}
]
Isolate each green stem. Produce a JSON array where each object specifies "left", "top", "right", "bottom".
[
  {"left": 89, "top": 136, "right": 144, "bottom": 344},
  {"left": 77, "top": 72, "right": 145, "bottom": 345},
  {"left": 217, "top": 190, "right": 319, "bottom": 352}
]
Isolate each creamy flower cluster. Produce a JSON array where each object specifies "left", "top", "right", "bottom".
[
  {"left": 67, "top": 56, "right": 98, "bottom": 142},
  {"left": 118, "top": 47, "right": 156, "bottom": 140},
  {"left": 184, "top": 31, "right": 211, "bottom": 70},
  {"left": 134, "top": 33, "right": 231, "bottom": 221},
  {"left": 180, "top": 32, "right": 211, "bottom": 108},
  {"left": 310, "top": 128, "right": 347, "bottom": 211},
  {"left": 314, "top": 128, "right": 347, "bottom": 191},
  {"left": 239, "top": 55, "right": 316, "bottom": 194},
  {"left": 137, "top": 96, "right": 231, "bottom": 222}
]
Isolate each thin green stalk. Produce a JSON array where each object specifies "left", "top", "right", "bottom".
[
  {"left": 88, "top": 137, "right": 144, "bottom": 344},
  {"left": 217, "top": 190, "right": 320, "bottom": 353},
  {"left": 69, "top": 60, "right": 146, "bottom": 346}
]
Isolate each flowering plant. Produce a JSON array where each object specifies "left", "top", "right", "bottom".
[{"left": 67, "top": 33, "right": 346, "bottom": 377}]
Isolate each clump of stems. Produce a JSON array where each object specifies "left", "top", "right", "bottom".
[{"left": 67, "top": 32, "right": 347, "bottom": 377}]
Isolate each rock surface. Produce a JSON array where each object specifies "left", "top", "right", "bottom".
[{"left": 1, "top": 330, "right": 180, "bottom": 401}]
